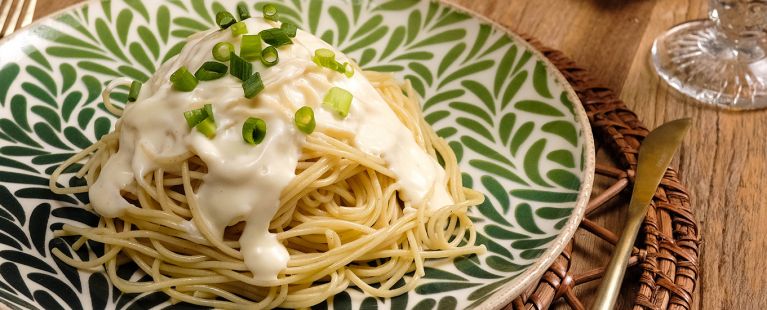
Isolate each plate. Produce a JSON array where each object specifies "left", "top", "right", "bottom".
[{"left": 0, "top": 0, "right": 594, "bottom": 309}]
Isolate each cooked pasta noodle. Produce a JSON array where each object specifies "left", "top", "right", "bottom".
[{"left": 50, "top": 71, "right": 484, "bottom": 309}]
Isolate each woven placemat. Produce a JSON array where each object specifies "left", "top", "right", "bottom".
[{"left": 505, "top": 38, "right": 700, "bottom": 310}]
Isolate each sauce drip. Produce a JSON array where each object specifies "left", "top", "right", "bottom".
[{"left": 89, "top": 17, "right": 453, "bottom": 282}]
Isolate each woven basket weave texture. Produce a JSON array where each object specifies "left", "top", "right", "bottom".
[{"left": 506, "top": 38, "right": 700, "bottom": 310}]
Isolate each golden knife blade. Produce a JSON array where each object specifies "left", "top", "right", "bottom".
[{"left": 591, "top": 118, "right": 692, "bottom": 310}]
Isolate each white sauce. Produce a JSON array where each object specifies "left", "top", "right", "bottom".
[{"left": 89, "top": 17, "right": 453, "bottom": 282}]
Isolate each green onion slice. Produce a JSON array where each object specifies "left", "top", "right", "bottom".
[
  {"left": 281, "top": 22, "right": 298, "bottom": 37},
  {"left": 184, "top": 104, "right": 216, "bottom": 138},
  {"left": 231, "top": 21, "right": 248, "bottom": 36},
  {"left": 242, "top": 117, "right": 267, "bottom": 145},
  {"left": 243, "top": 72, "right": 264, "bottom": 99},
  {"left": 128, "top": 80, "right": 142, "bottom": 102},
  {"left": 294, "top": 106, "right": 315, "bottom": 134},
  {"left": 341, "top": 62, "right": 354, "bottom": 77},
  {"left": 263, "top": 4, "right": 279, "bottom": 21},
  {"left": 184, "top": 108, "right": 206, "bottom": 128},
  {"left": 170, "top": 67, "right": 198, "bottom": 92},
  {"left": 312, "top": 49, "right": 353, "bottom": 77},
  {"left": 212, "top": 42, "right": 234, "bottom": 61},
  {"left": 240, "top": 35, "right": 262, "bottom": 61},
  {"left": 237, "top": 3, "right": 251, "bottom": 20},
  {"left": 261, "top": 46, "right": 279, "bottom": 67},
  {"left": 196, "top": 116, "right": 217, "bottom": 138},
  {"left": 203, "top": 103, "right": 215, "bottom": 122},
  {"left": 259, "top": 28, "right": 292, "bottom": 46},
  {"left": 313, "top": 48, "right": 336, "bottom": 68},
  {"left": 184, "top": 103, "right": 214, "bottom": 128},
  {"left": 195, "top": 62, "right": 228, "bottom": 81},
  {"left": 323, "top": 87, "right": 352, "bottom": 118},
  {"left": 229, "top": 52, "right": 253, "bottom": 81},
  {"left": 216, "top": 11, "right": 236, "bottom": 29}
]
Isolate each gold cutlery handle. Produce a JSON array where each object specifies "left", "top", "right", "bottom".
[
  {"left": 591, "top": 118, "right": 691, "bottom": 310},
  {"left": 591, "top": 211, "right": 643, "bottom": 310}
]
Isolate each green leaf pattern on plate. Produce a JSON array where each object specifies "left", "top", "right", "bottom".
[{"left": 0, "top": 0, "right": 588, "bottom": 309}]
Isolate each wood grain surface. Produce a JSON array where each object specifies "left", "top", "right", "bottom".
[{"left": 27, "top": 0, "right": 767, "bottom": 309}]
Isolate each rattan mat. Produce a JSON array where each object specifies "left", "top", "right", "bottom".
[{"left": 504, "top": 38, "right": 700, "bottom": 310}]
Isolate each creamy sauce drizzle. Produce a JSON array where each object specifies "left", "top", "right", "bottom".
[{"left": 89, "top": 17, "right": 452, "bottom": 282}]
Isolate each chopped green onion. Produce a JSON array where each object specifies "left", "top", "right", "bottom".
[
  {"left": 195, "top": 62, "right": 228, "bottom": 81},
  {"left": 323, "top": 87, "right": 352, "bottom": 118},
  {"left": 281, "top": 22, "right": 298, "bottom": 38},
  {"left": 341, "top": 62, "right": 354, "bottom": 77},
  {"left": 237, "top": 3, "right": 251, "bottom": 20},
  {"left": 204, "top": 103, "right": 215, "bottom": 121},
  {"left": 242, "top": 117, "right": 267, "bottom": 145},
  {"left": 261, "top": 46, "right": 279, "bottom": 67},
  {"left": 259, "top": 28, "right": 292, "bottom": 46},
  {"left": 196, "top": 116, "right": 217, "bottom": 138},
  {"left": 229, "top": 52, "right": 253, "bottom": 81},
  {"left": 240, "top": 35, "right": 262, "bottom": 61},
  {"left": 216, "top": 11, "right": 236, "bottom": 29},
  {"left": 184, "top": 104, "right": 213, "bottom": 127},
  {"left": 184, "top": 104, "right": 216, "bottom": 138},
  {"left": 128, "top": 80, "right": 142, "bottom": 102},
  {"left": 263, "top": 4, "right": 279, "bottom": 21},
  {"left": 231, "top": 21, "right": 248, "bottom": 36},
  {"left": 170, "top": 67, "right": 198, "bottom": 92},
  {"left": 313, "top": 48, "right": 336, "bottom": 67},
  {"left": 312, "top": 49, "right": 353, "bottom": 76},
  {"left": 294, "top": 106, "right": 315, "bottom": 134},
  {"left": 243, "top": 72, "right": 264, "bottom": 98},
  {"left": 212, "top": 42, "right": 234, "bottom": 61},
  {"left": 184, "top": 108, "right": 207, "bottom": 128}
]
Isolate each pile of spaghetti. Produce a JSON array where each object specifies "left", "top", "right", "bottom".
[{"left": 49, "top": 12, "right": 484, "bottom": 310}]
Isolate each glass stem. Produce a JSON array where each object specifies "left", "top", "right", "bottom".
[{"left": 708, "top": 0, "right": 767, "bottom": 61}]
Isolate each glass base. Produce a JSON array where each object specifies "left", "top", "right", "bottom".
[{"left": 651, "top": 19, "right": 767, "bottom": 110}]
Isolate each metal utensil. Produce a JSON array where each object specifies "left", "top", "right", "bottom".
[
  {"left": 591, "top": 118, "right": 692, "bottom": 310},
  {"left": 0, "top": 0, "right": 37, "bottom": 38}
]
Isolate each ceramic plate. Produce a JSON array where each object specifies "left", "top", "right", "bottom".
[{"left": 0, "top": 0, "right": 594, "bottom": 309}]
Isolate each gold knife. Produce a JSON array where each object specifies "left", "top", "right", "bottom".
[{"left": 591, "top": 118, "right": 692, "bottom": 310}]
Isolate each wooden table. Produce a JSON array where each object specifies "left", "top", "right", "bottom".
[{"left": 29, "top": 0, "right": 766, "bottom": 309}]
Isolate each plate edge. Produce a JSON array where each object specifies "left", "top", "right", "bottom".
[
  {"left": 433, "top": 1, "right": 596, "bottom": 309},
  {"left": 0, "top": 1, "right": 597, "bottom": 309}
]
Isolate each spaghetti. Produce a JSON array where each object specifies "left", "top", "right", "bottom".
[
  {"left": 50, "top": 72, "right": 484, "bottom": 309},
  {"left": 49, "top": 17, "right": 484, "bottom": 309}
]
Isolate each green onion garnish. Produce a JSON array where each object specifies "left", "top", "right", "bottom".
[
  {"left": 231, "top": 21, "right": 248, "bottom": 36},
  {"left": 128, "top": 80, "right": 142, "bottom": 102},
  {"left": 204, "top": 103, "right": 215, "bottom": 122},
  {"left": 294, "top": 106, "right": 315, "bottom": 134},
  {"left": 212, "top": 42, "right": 234, "bottom": 61},
  {"left": 196, "top": 116, "right": 217, "bottom": 138},
  {"left": 281, "top": 23, "right": 298, "bottom": 38},
  {"left": 259, "top": 28, "right": 292, "bottom": 46},
  {"left": 263, "top": 4, "right": 279, "bottom": 21},
  {"left": 323, "top": 87, "right": 352, "bottom": 118},
  {"left": 184, "top": 108, "right": 207, "bottom": 128},
  {"left": 229, "top": 52, "right": 253, "bottom": 81},
  {"left": 184, "top": 104, "right": 216, "bottom": 138},
  {"left": 340, "top": 62, "right": 354, "bottom": 77},
  {"left": 243, "top": 72, "right": 264, "bottom": 98},
  {"left": 195, "top": 62, "right": 228, "bottom": 81},
  {"left": 313, "top": 48, "right": 336, "bottom": 68},
  {"left": 242, "top": 117, "right": 267, "bottom": 145},
  {"left": 170, "top": 67, "right": 198, "bottom": 92},
  {"left": 240, "top": 35, "right": 262, "bottom": 61},
  {"left": 237, "top": 3, "right": 251, "bottom": 20},
  {"left": 312, "top": 49, "right": 353, "bottom": 76},
  {"left": 261, "top": 46, "right": 279, "bottom": 67},
  {"left": 216, "top": 11, "right": 236, "bottom": 29}
]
